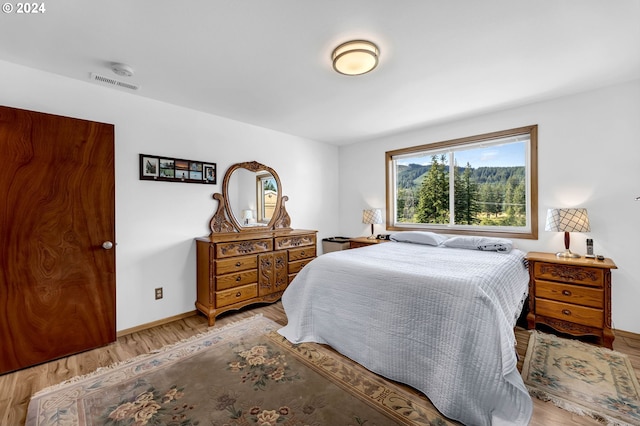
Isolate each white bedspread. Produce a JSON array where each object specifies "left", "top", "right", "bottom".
[{"left": 278, "top": 242, "right": 532, "bottom": 426}]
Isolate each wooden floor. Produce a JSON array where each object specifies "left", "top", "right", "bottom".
[{"left": 1, "top": 302, "right": 639, "bottom": 426}]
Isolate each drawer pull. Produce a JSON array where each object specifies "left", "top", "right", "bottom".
[
  {"left": 236, "top": 276, "right": 241, "bottom": 282},
  {"left": 235, "top": 292, "right": 242, "bottom": 297},
  {"left": 300, "top": 251, "right": 305, "bottom": 256},
  {"left": 562, "top": 309, "right": 572, "bottom": 316},
  {"left": 235, "top": 262, "right": 242, "bottom": 267},
  {"left": 562, "top": 290, "right": 572, "bottom": 296}
]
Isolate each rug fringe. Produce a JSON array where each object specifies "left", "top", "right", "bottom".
[
  {"left": 526, "top": 386, "right": 635, "bottom": 426},
  {"left": 30, "top": 314, "right": 273, "bottom": 398}
]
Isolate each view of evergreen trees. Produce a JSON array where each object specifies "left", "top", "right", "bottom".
[
  {"left": 263, "top": 178, "right": 277, "bottom": 191},
  {"left": 396, "top": 156, "right": 526, "bottom": 226}
]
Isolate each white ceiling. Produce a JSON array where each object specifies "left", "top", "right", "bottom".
[{"left": 1, "top": 0, "right": 639, "bottom": 145}]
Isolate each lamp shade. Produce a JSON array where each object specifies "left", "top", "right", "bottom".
[
  {"left": 242, "top": 209, "right": 253, "bottom": 220},
  {"left": 544, "top": 208, "right": 590, "bottom": 233},
  {"left": 362, "top": 208, "right": 383, "bottom": 225}
]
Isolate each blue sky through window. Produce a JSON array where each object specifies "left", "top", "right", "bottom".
[{"left": 397, "top": 141, "right": 526, "bottom": 168}]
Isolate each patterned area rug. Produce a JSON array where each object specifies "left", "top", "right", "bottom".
[
  {"left": 522, "top": 330, "right": 640, "bottom": 426},
  {"left": 27, "top": 315, "right": 457, "bottom": 425}
]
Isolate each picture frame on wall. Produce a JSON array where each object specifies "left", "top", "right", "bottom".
[
  {"left": 204, "top": 164, "right": 216, "bottom": 182},
  {"left": 141, "top": 156, "right": 159, "bottom": 177},
  {"left": 159, "top": 158, "right": 175, "bottom": 178},
  {"left": 139, "top": 154, "right": 217, "bottom": 184},
  {"left": 189, "top": 162, "right": 203, "bottom": 180}
]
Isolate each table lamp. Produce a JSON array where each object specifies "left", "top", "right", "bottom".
[
  {"left": 544, "top": 208, "right": 590, "bottom": 258},
  {"left": 242, "top": 209, "right": 253, "bottom": 225},
  {"left": 362, "top": 208, "right": 383, "bottom": 239}
]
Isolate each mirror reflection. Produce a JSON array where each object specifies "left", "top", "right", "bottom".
[
  {"left": 257, "top": 172, "right": 277, "bottom": 223},
  {"left": 227, "top": 168, "right": 279, "bottom": 228}
]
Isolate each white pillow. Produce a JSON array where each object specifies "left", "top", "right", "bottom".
[
  {"left": 389, "top": 231, "right": 448, "bottom": 246},
  {"left": 442, "top": 236, "right": 513, "bottom": 252}
]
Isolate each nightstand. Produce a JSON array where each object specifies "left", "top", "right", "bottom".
[
  {"left": 526, "top": 252, "right": 617, "bottom": 349},
  {"left": 349, "top": 237, "right": 389, "bottom": 249}
]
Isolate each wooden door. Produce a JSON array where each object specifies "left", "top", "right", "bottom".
[{"left": 0, "top": 106, "right": 116, "bottom": 374}]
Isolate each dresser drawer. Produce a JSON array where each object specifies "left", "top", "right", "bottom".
[
  {"left": 289, "top": 258, "right": 312, "bottom": 274},
  {"left": 216, "top": 270, "right": 258, "bottom": 290},
  {"left": 288, "top": 246, "right": 316, "bottom": 262},
  {"left": 216, "top": 239, "right": 273, "bottom": 258},
  {"left": 534, "top": 262, "right": 604, "bottom": 287},
  {"left": 535, "top": 280, "right": 603, "bottom": 309},
  {"left": 216, "top": 283, "right": 258, "bottom": 307},
  {"left": 215, "top": 255, "right": 258, "bottom": 275},
  {"left": 535, "top": 298, "right": 603, "bottom": 328},
  {"left": 275, "top": 233, "right": 316, "bottom": 250}
]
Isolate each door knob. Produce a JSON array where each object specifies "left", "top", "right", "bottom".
[{"left": 102, "top": 241, "right": 114, "bottom": 250}]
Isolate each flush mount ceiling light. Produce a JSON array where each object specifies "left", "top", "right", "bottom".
[
  {"left": 332, "top": 40, "right": 379, "bottom": 76},
  {"left": 111, "top": 62, "right": 134, "bottom": 77}
]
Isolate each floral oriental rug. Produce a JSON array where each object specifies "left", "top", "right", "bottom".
[
  {"left": 26, "top": 315, "right": 457, "bottom": 426},
  {"left": 522, "top": 330, "right": 640, "bottom": 426}
]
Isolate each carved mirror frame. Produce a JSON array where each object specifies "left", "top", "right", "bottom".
[{"left": 209, "top": 161, "right": 291, "bottom": 234}]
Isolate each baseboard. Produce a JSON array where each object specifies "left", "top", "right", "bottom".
[
  {"left": 116, "top": 311, "right": 639, "bottom": 341},
  {"left": 615, "top": 328, "right": 640, "bottom": 341},
  {"left": 116, "top": 310, "right": 199, "bottom": 338}
]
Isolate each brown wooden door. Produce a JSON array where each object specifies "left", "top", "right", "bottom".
[{"left": 0, "top": 106, "right": 116, "bottom": 374}]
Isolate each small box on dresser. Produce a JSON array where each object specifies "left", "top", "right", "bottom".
[{"left": 526, "top": 251, "right": 617, "bottom": 348}]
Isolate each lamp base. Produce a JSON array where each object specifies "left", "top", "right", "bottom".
[{"left": 556, "top": 250, "right": 580, "bottom": 258}]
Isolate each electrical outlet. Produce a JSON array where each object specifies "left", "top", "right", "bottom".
[{"left": 155, "top": 287, "right": 163, "bottom": 300}]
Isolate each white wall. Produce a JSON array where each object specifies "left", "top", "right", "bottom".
[
  {"left": 339, "top": 79, "right": 640, "bottom": 334},
  {"left": 3, "top": 58, "right": 638, "bottom": 335},
  {"left": 0, "top": 60, "right": 340, "bottom": 331}
]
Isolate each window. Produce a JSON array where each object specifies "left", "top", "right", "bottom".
[{"left": 386, "top": 125, "right": 538, "bottom": 239}]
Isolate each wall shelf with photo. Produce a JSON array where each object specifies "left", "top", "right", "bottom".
[{"left": 139, "top": 154, "right": 216, "bottom": 184}]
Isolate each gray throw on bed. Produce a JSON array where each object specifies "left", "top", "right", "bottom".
[{"left": 278, "top": 241, "right": 532, "bottom": 426}]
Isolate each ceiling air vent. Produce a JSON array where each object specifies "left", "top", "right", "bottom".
[{"left": 90, "top": 72, "right": 140, "bottom": 91}]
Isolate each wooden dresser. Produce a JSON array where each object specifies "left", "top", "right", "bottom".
[
  {"left": 526, "top": 251, "right": 617, "bottom": 348},
  {"left": 196, "top": 229, "right": 316, "bottom": 326}
]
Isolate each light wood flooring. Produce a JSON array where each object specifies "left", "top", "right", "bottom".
[{"left": 1, "top": 302, "right": 639, "bottom": 425}]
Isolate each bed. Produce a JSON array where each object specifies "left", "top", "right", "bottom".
[{"left": 278, "top": 234, "right": 533, "bottom": 426}]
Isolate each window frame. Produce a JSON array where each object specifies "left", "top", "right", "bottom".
[{"left": 385, "top": 125, "right": 538, "bottom": 239}]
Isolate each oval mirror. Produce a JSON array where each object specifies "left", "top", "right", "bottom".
[{"left": 222, "top": 161, "right": 282, "bottom": 231}]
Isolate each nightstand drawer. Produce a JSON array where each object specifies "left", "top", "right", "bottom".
[
  {"left": 349, "top": 237, "right": 390, "bottom": 249},
  {"left": 216, "top": 270, "right": 258, "bottom": 290},
  {"left": 534, "top": 262, "right": 604, "bottom": 287},
  {"left": 216, "top": 283, "right": 258, "bottom": 307},
  {"left": 536, "top": 298, "right": 603, "bottom": 328},
  {"left": 350, "top": 241, "right": 372, "bottom": 249},
  {"left": 535, "top": 280, "right": 603, "bottom": 308}
]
